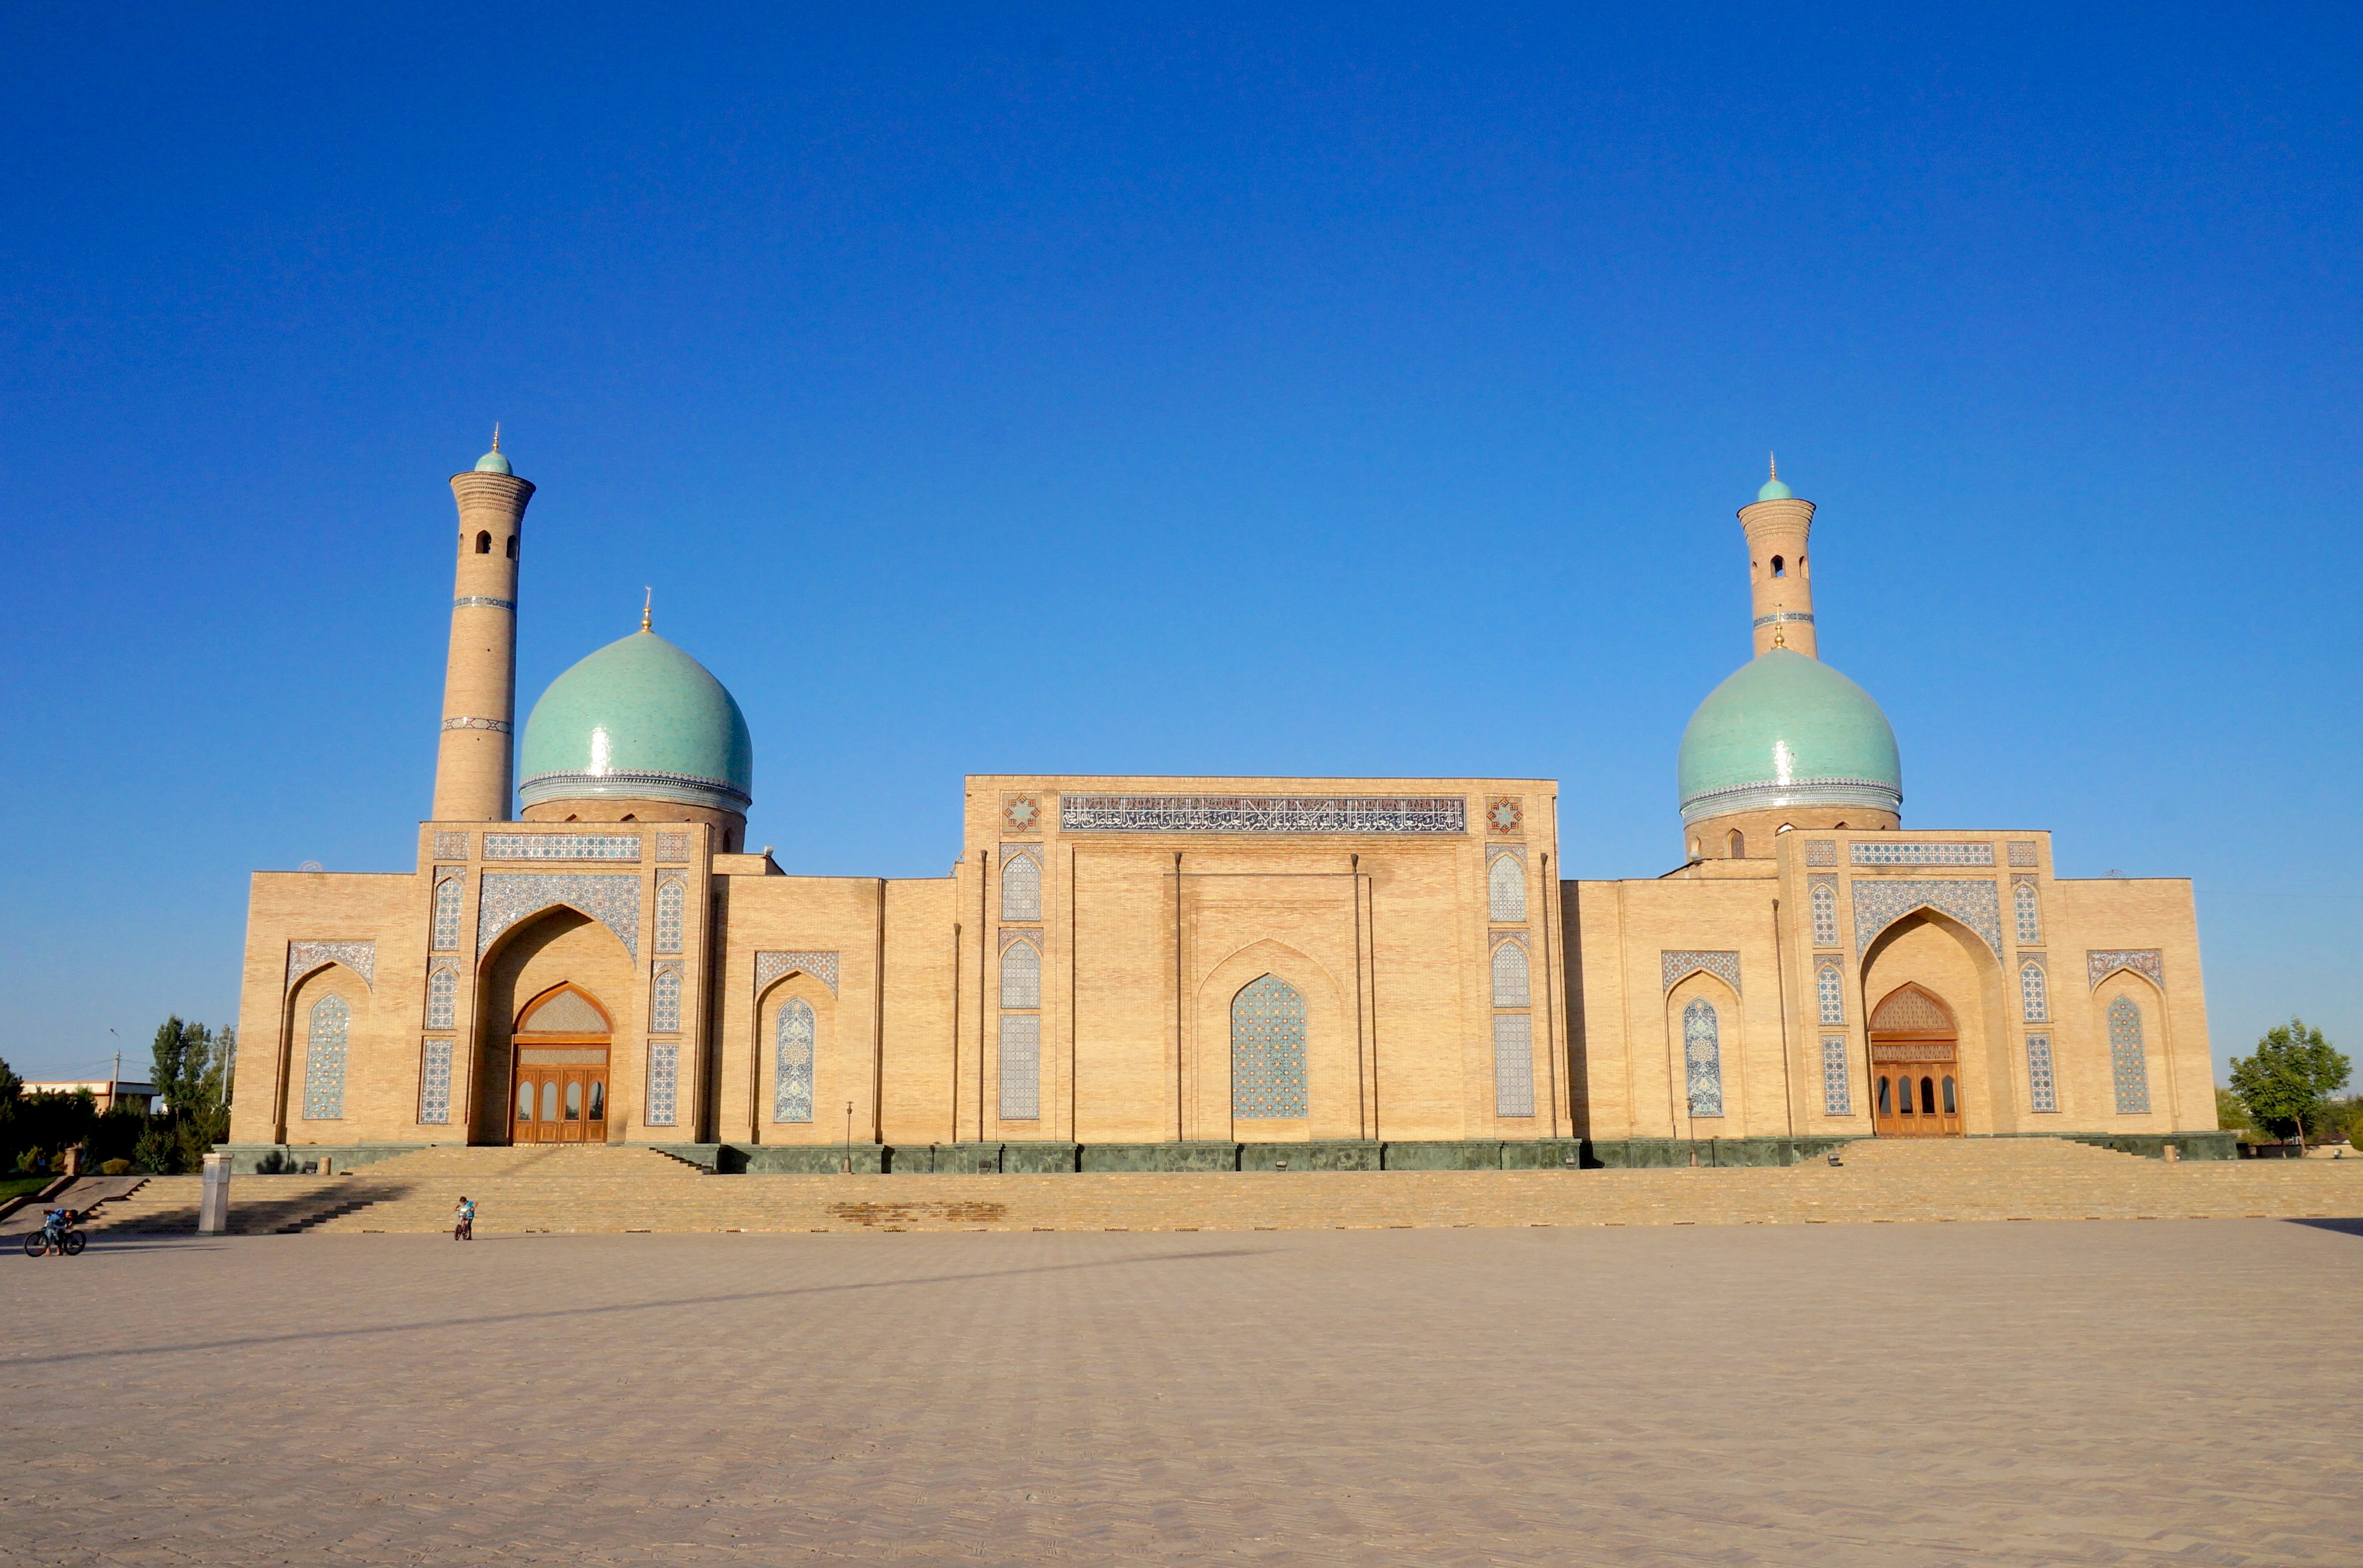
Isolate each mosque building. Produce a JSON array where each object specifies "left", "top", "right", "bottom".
[{"left": 225, "top": 442, "right": 2225, "bottom": 1170}]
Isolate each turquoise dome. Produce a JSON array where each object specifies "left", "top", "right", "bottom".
[
  {"left": 474, "top": 448, "right": 513, "bottom": 475},
  {"left": 1756, "top": 474, "right": 1793, "bottom": 501},
  {"left": 517, "top": 630, "right": 754, "bottom": 814},
  {"left": 1678, "top": 649, "right": 1901, "bottom": 825}
]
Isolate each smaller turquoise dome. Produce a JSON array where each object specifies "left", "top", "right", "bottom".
[
  {"left": 474, "top": 448, "right": 513, "bottom": 475},
  {"left": 1678, "top": 649, "right": 1901, "bottom": 825},
  {"left": 519, "top": 630, "right": 754, "bottom": 814},
  {"left": 1756, "top": 474, "right": 1793, "bottom": 501}
]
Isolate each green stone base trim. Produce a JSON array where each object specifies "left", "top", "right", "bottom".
[
  {"left": 712, "top": 1143, "right": 883, "bottom": 1174},
  {"left": 882, "top": 1142, "right": 1081, "bottom": 1174},
  {"left": 1001, "top": 1142, "right": 1083, "bottom": 1174},
  {"left": 1582, "top": 1136, "right": 1851, "bottom": 1169},
  {"left": 216, "top": 1142, "right": 432, "bottom": 1175},
  {"left": 1240, "top": 1140, "right": 1380, "bottom": 1171},
  {"left": 1080, "top": 1142, "right": 1244, "bottom": 1173}
]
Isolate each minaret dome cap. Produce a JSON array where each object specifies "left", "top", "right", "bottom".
[
  {"left": 474, "top": 423, "right": 513, "bottom": 475},
  {"left": 1756, "top": 452, "right": 1793, "bottom": 502}
]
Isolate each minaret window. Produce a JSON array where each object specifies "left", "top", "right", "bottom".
[
  {"left": 505, "top": 534, "right": 517, "bottom": 559},
  {"left": 1771, "top": 555, "right": 1785, "bottom": 577},
  {"left": 475, "top": 531, "right": 491, "bottom": 554},
  {"left": 1727, "top": 830, "right": 1746, "bottom": 859}
]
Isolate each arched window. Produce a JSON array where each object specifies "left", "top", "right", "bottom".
[
  {"left": 1000, "top": 940, "right": 1040, "bottom": 1009},
  {"left": 651, "top": 966, "right": 681, "bottom": 1032},
  {"left": 1810, "top": 883, "right": 1838, "bottom": 946},
  {"left": 1771, "top": 554, "right": 1786, "bottom": 577},
  {"left": 432, "top": 877, "right": 462, "bottom": 952},
  {"left": 2025, "top": 1034, "right": 2057, "bottom": 1113},
  {"left": 505, "top": 534, "right": 517, "bottom": 560},
  {"left": 2108, "top": 996, "right": 2151, "bottom": 1114},
  {"left": 1727, "top": 830, "right": 1746, "bottom": 859},
  {"left": 1001, "top": 852, "right": 1042, "bottom": 922},
  {"left": 474, "top": 530, "right": 491, "bottom": 554},
  {"left": 2019, "top": 961, "right": 2048, "bottom": 1022},
  {"left": 1491, "top": 941, "right": 1530, "bottom": 1008},
  {"left": 998, "top": 1014, "right": 1040, "bottom": 1120},
  {"left": 654, "top": 877, "right": 685, "bottom": 954},
  {"left": 774, "top": 999, "right": 815, "bottom": 1122},
  {"left": 2015, "top": 883, "right": 2041, "bottom": 944},
  {"left": 425, "top": 963, "right": 457, "bottom": 1030},
  {"left": 301, "top": 994, "right": 349, "bottom": 1120},
  {"left": 1817, "top": 961, "right": 1844, "bottom": 1025},
  {"left": 1683, "top": 997, "right": 1723, "bottom": 1118},
  {"left": 1487, "top": 856, "right": 1526, "bottom": 922},
  {"left": 1492, "top": 1014, "right": 1534, "bottom": 1116},
  {"left": 1820, "top": 1036, "right": 1850, "bottom": 1116},
  {"left": 1232, "top": 975, "right": 1307, "bottom": 1119}
]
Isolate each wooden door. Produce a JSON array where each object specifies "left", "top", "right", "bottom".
[
  {"left": 509, "top": 984, "right": 613, "bottom": 1146},
  {"left": 1869, "top": 984, "right": 1964, "bottom": 1137}
]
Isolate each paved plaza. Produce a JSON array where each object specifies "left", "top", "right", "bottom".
[{"left": 3, "top": 1219, "right": 2358, "bottom": 1565}]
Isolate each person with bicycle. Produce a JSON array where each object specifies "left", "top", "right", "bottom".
[
  {"left": 23, "top": 1208, "right": 85, "bottom": 1258},
  {"left": 453, "top": 1195, "right": 475, "bottom": 1242}
]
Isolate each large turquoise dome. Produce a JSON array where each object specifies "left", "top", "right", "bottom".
[
  {"left": 518, "top": 630, "right": 754, "bottom": 814},
  {"left": 1677, "top": 649, "right": 1901, "bottom": 825}
]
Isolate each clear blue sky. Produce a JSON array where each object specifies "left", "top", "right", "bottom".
[{"left": 3, "top": 4, "right": 2356, "bottom": 1087}]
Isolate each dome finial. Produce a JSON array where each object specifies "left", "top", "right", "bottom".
[
  {"left": 642, "top": 586, "right": 652, "bottom": 632},
  {"left": 491, "top": 421, "right": 502, "bottom": 454},
  {"left": 1755, "top": 453, "right": 1793, "bottom": 503},
  {"left": 1768, "top": 450, "right": 1777, "bottom": 481},
  {"left": 1771, "top": 616, "right": 1785, "bottom": 649},
  {"left": 472, "top": 424, "right": 513, "bottom": 475}
]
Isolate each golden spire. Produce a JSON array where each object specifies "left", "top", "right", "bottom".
[
  {"left": 1772, "top": 616, "right": 1787, "bottom": 648},
  {"left": 641, "top": 587, "right": 652, "bottom": 632},
  {"left": 491, "top": 422, "right": 502, "bottom": 453},
  {"left": 1768, "top": 450, "right": 1778, "bottom": 482}
]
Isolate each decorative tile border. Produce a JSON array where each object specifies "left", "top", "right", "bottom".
[
  {"left": 452, "top": 596, "right": 516, "bottom": 611},
  {"left": 1850, "top": 842, "right": 1994, "bottom": 867},
  {"left": 419, "top": 1038, "right": 452, "bottom": 1125},
  {"left": 288, "top": 940, "right": 375, "bottom": 990},
  {"left": 477, "top": 874, "right": 640, "bottom": 959},
  {"left": 755, "top": 950, "right": 839, "bottom": 995},
  {"left": 1059, "top": 794, "right": 1466, "bottom": 834},
  {"left": 1001, "top": 794, "right": 1044, "bottom": 834},
  {"left": 654, "top": 830, "right": 691, "bottom": 861},
  {"left": 440, "top": 715, "right": 511, "bottom": 734},
  {"left": 1662, "top": 950, "right": 1741, "bottom": 995},
  {"left": 2087, "top": 949, "right": 2164, "bottom": 991},
  {"left": 1752, "top": 611, "right": 1816, "bottom": 627},
  {"left": 1852, "top": 879, "right": 2002, "bottom": 957},
  {"left": 432, "top": 830, "right": 470, "bottom": 861},
  {"left": 646, "top": 1042, "right": 679, "bottom": 1127},
  {"left": 1485, "top": 796, "right": 1524, "bottom": 836},
  {"left": 1803, "top": 839, "right": 1838, "bottom": 867},
  {"left": 483, "top": 833, "right": 641, "bottom": 861},
  {"left": 650, "top": 959, "right": 685, "bottom": 1033},
  {"left": 1820, "top": 1036, "right": 1851, "bottom": 1116}
]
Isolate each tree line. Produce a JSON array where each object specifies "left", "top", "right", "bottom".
[
  {"left": 2219, "top": 1017, "right": 2354, "bottom": 1148},
  {"left": 0, "top": 1018, "right": 234, "bottom": 1177}
]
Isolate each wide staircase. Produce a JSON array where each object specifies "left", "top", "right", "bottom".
[{"left": 81, "top": 1136, "right": 2359, "bottom": 1236}]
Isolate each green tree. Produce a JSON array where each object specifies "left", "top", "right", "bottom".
[
  {"left": 2215, "top": 1085, "right": 2257, "bottom": 1138},
  {"left": 2228, "top": 1018, "right": 2351, "bottom": 1148},
  {"left": 143, "top": 1017, "right": 236, "bottom": 1173}
]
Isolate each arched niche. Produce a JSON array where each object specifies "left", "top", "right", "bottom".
[
  {"left": 474, "top": 907, "right": 638, "bottom": 1144},
  {"left": 279, "top": 963, "right": 371, "bottom": 1140},
  {"left": 754, "top": 968, "right": 836, "bottom": 1138},
  {"left": 1860, "top": 908, "right": 2009, "bottom": 1134},
  {"left": 1191, "top": 938, "right": 1348, "bottom": 1142},
  {"left": 1664, "top": 969, "right": 1740, "bottom": 1134}
]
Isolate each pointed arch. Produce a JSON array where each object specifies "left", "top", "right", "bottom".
[
  {"left": 2107, "top": 995, "right": 2151, "bottom": 1114},
  {"left": 774, "top": 998, "right": 816, "bottom": 1122},
  {"left": 1487, "top": 854, "right": 1527, "bottom": 922},
  {"left": 425, "top": 960, "right": 459, "bottom": 1030},
  {"left": 1816, "top": 959, "right": 1844, "bottom": 1025},
  {"left": 299, "top": 993, "right": 350, "bottom": 1120},
  {"left": 1810, "top": 882, "right": 1838, "bottom": 946},
  {"left": 432, "top": 876, "right": 464, "bottom": 952},
  {"left": 1870, "top": 983, "right": 1955, "bottom": 1034},
  {"left": 2019, "top": 960, "right": 2048, "bottom": 1023},
  {"left": 1001, "top": 851, "right": 1042, "bottom": 922},
  {"left": 2013, "top": 881, "right": 2041, "bottom": 945},
  {"left": 1231, "top": 974, "right": 1308, "bottom": 1119},
  {"left": 1682, "top": 997, "right": 1723, "bottom": 1118},
  {"left": 1490, "top": 938, "right": 1531, "bottom": 1008},
  {"left": 516, "top": 982, "right": 612, "bottom": 1036},
  {"left": 654, "top": 875, "right": 687, "bottom": 954},
  {"left": 999, "top": 936, "right": 1042, "bottom": 1010}
]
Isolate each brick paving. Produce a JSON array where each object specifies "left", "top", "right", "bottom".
[{"left": 2, "top": 1220, "right": 2358, "bottom": 1565}]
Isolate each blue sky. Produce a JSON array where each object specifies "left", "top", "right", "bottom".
[{"left": 2, "top": 4, "right": 2356, "bottom": 1087}]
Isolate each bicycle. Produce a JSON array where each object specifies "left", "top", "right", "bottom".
[{"left": 21, "top": 1209, "right": 87, "bottom": 1258}]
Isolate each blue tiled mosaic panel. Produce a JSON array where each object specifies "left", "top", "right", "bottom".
[
  {"left": 1487, "top": 855, "right": 1527, "bottom": 922},
  {"left": 1491, "top": 940, "right": 1531, "bottom": 1008},
  {"left": 2020, "top": 961, "right": 2048, "bottom": 1023},
  {"left": 755, "top": 951, "right": 838, "bottom": 995},
  {"left": 419, "top": 1038, "right": 452, "bottom": 1124},
  {"left": 432, "top": 830, "right": 470, "bottom": 861},
  {"left": 1851, "top": 842, "right": 1995, "bottom": 866},
  {"left": 2014, "top": 882, "right": 2041, "bottom": 945},
  {"left": 2026, "top": 1034, "right": 2058, "bottom": 1113},
  {"left": 999, "top": 1014, "right": 1042, "bottom": 1120},
  {"left": 425, "top": 963, "right": 458, "bottom": 1030},
  {"left": 1001, "top": 849, "right": 1043, "bottom": 921},
  {"left": 774, "top": 999, "right": 815, "bottom": 1122},
  {"left": 1000, "top": 938, "right": 1041, "bottom": 1009},
  {"left": 1492, "top": 1014, "right": 1535, "bottom": 1118},
  {"left": 301, "top": 995, "right": 348, "bottom": 1120},
  {"left": 646, "top": 1042, "right": 679, "bottom": 1127},
  {"left": 2087, "top": 950, "right": 2164, "bottom": 991},
  {"left": 652, "top": 962, "right": 683, "bottom": 1033},
  {"left": 1817, "top": 962, "right": 1844, "bottom": 1025},
  {"left": 1810, "top": 883, "right": 1838, "bottom": 946},
  {"left": 478, "top": 874, "right": 640, "bottom": 959},
  {"left": 1232, "top": 975, "right": 1309, "bottom": 1118},
  {"left": 1821, "top": 1036, "right": 1851, "bottom": 1116},
  {"left": 2007, "top": 841, "right": 2039, "bottom": 867},
  {"left": 1684, "top": 999, "right": 1724, "bottom": 1118},
  {"left": 1062, "top": 795, "right": 1466, "bottom": 834},
  {"left": 1850, "top": 879, "right": 2002, "bottom": 957},
  {"left": 1803, "top": 839, "right": 1838, "bottom": 867},
  {"left": 432, "top": 878, "right": 464, "bottom": 952},
  {"left": 654, "top": 831, "right": 691, "bottom": 861},
  {"left": 483, "top": 833, "right": 642, "bottom": 861},
  {"left": 655, "top": 877, "right": 685, "bottom": 954},
  {"left": 2108, "top": 997, "right": 2151, "bottom": 1114},
  {"left": 287, "top": 940, "right": 375, "bottom": 989},
  {"left": 1661, "top": 950, "right": 1741, "bottom": 995}
]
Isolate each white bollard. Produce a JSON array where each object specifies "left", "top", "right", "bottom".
[{"left": 197, "top": 1152, "right": 232, "bottom": 1234}]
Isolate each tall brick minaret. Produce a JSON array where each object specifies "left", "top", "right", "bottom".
[
  {"left": 1738, "top": 454, "right": 1818, "bottom": 658},
  {"left": 432, "top": 428, "right": 535, "bottom": 821}
]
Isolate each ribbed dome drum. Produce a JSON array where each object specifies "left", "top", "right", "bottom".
[
  {"left": 1677, "top": 648, "right": 1901, "bottom": 826},
  {"left": 517, "top": 630, "right": 754, "bottom": 816}
]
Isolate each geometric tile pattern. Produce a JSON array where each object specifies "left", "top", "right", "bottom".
[
  {"left": 299, "top": 995, "right": 348, "bottom": 1121},
  {"left": 1485, "top": 796, "right": 1523, "bottom": 836},
  {"left": 2025, "top": 1032, "right": 2058, "bottom": 1113},
  {"left": 425, "top": 961, "right": 458, "bottom": 1030},
  {"left": 1817, "top": 961, "right": 1844, "bottom": 1025},
  {"left": 1487, "top": 854, "right": 1527, "bottom": 922},
  {"left": 1810, "top": 881, "right": 1838, "bottom": 946},
  {"left": 774, "top": 999, "right": 815, "bottom": 1123},
  {"left": 2109, "top": 997, "right": 2152, "bottom": 1114},
  {"left": 1850, "top": 841, "right": 1995, "bottom": 866},
  {"left": 2087, "top": 949, "right": 2164, "bottom": 991},
  {"left": 431, "top": 830, "right": 469, "bottom": 860},
  {"left": 2008, "top": 840, "right": 2040, "bottom": 867},
  {"left": 654, "top": 831, "right": 691, "bottom": 861},
  {"left": 287, "top": 940, "right": 375, "bottom": 991},
  {"left": 1683, "top": 998, "right": 1724, "bottom": 1118},
  {"left": 650, "top": 961, "right": 683, "bottom": 1034},
  {"left": 432, "top": 876, "right": 464, "bottom": 952},
  {"left": 1231, "top": 975, "right": 1308, "bottom": 1118},
  {"left": 998, "top": 1014, "right": 1041, "bottom": 1121},
  {"left": 1001, "top": 794, "right": 1042, "bottom": 834},
  {"left": 1491, "top": 1014, "right": 1535, "bottom": 1117},
  {"left": 417, "top": 1037, "right": 452, "bottom": 1125},
  {"left": 482, "top": 833, "right": 642, "bottom": 861},
  {"left": 478, "top": 875, "right": 640, "bottom": 959},
  {"left": 1662, "top": 950, "right": 1740, "bottom": 995},
  {"left": 755, "top": 951, "right": 838, "bottom": 996},
  {"left": 654, "top": 875, "right": 686, "bottom": 954},
  {"left": 1000, "top": 846, "right": 1043, "bottom": 922},
  {"left": 2019, "top": 960, "right": 2049, "bottom": 1022},
  {"left": 999, "top": 937, "right": 1042, "bottom": 1010},
  {"left": 644, "top": 1041, "right": 678, "bottom": 1127},
  {"left": 1060, "top": 795, "right": 1467, "bottom": 834},
  {"left": 1803, "top": 838, "right": 1838, "bottom": 866},
  {"left": 2014, "top": 881, "right": 2042, "bottom": 945},
  {"left": 1490, "top": 940, "right": 1531, "bottom": 1008},
  {"left": 1821, "top": 1034, "right": 1852, "bottom": 1115},
  {"left": 1851, "top": 879, "right": 2001, "bottom": 957}
]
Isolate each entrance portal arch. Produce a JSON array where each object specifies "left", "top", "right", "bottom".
[
  {"left": 512, "top": 983, "right": 612, "bottom": 1143},
  {"left": 1869, "top": 983, "right": 1962, "bottom": 1137}
]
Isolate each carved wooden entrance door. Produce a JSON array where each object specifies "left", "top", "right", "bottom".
[
  {"left": 1869, "top": 983, "right": 1962, "bottom": 1137},
  {"left": 511, "top": 985, "right": 611, "bottom": 1145}
]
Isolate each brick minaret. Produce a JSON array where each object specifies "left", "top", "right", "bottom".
[{"left": 432, "top": 430, "right": 536, "bottom": 820}]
